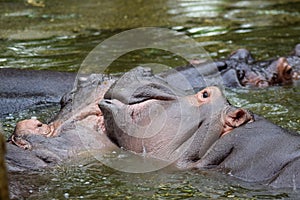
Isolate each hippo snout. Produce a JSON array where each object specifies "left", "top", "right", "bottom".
[
  {"left": 99, "top": 99, "right": 113, "bottom": 112},
  {"left": 99, "top": 99, "right": 124, "bottom": 114}
]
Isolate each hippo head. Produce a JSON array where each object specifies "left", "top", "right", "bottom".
[
  {"left": 99, "top": 67, "right": 253, "bottom": 167},
  {"left": 266, "top": 57, "right": 293, "bottom": 85},
  {"left": 8, "top": 119, "right": 57, "bottom": 150},
  {"left": 9, "top": 73, "right": 115, "bottom": 150}
]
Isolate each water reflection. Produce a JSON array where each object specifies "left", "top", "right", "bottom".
[
  {"left": 168, "top": 0, "right": 223, "bottom": 18},
  {"left": 1, "top": 0, "right": 300, "bottom": 70},
  {"left": 27, "top": 160, "right": 298, "bottom": 199}
]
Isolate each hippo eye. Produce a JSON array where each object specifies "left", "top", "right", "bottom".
[
  {"left": 37, "top": 123, "right": 43, "bottom": 127},
  {"left": 202, "top": 91, "right": 209, "bottom": 98}
]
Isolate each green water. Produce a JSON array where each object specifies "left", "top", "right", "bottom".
[{"left": 1, "top": 0, "right": 300, "bottom": 199}]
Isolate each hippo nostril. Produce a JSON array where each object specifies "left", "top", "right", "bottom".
[
  {"left": 198, "top": 121, "right": 203, "bottom": 128},
  {"left": 99, "top": 99, "right": 119, "bottom": 112},
  {"left": 104, "top": 100, "right": 112, "bottom": 104}
]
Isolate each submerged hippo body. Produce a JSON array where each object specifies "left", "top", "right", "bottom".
[
  {"left": 196, "top": 115, "right": 300, "bottom": 188},
  {"left": 0, "top": 68, "right": 76, "bottom": 117}
]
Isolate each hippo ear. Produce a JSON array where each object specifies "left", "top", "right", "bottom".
[
  {"left": 225, "top": 108, "right": 253, "bottom": 128},
  {"left": 8, "top": 135, "right": 32, "bottom": 150}
]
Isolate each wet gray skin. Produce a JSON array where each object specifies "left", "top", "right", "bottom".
[
  {"left": 99, "top": 67, "right": 253, "bottom": 169},
  {"left": 195, "top": 114, "right": 300, "bottom": 188}
]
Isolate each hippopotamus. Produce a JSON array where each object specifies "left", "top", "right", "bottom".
[
  {"left": 7, "top": 73, "right": 117, "bottom": 157},
  {"left": 194, "top": 114, "right": 300, "bottom": 188},
  {"left": 159, "top": 46, "right": 297, "bottom": 89}
]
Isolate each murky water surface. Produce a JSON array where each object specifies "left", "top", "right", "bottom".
[{"left": 1, "top": 0, "right": 300, "bottom": 199}]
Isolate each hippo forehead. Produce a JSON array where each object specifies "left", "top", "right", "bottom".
[{"left": 104, "top": 67, "right": 188, "bottom": 105}]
